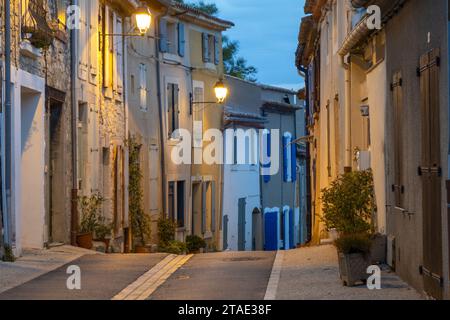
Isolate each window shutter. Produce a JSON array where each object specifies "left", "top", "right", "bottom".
[
  {"left": 139, "top": 64, "right": 147, "bottom": 110},
  {"left": 291, "top": 142, "right": 297, "bottom": 182},
  {"left": 167, "top": 84, "right": 173, "bottom": 135},
  {"left": 177, "top": 23, "right": 185, "bottom": 57},
  {"left": 89, "top": 0, "right": 99, "bottom": 78},
  {"left": 78, "top": 0, "right": 88, "bottom": 81},
  {"left": 214, "top": 36, "right": 220, "bottom": 65},
  {"left": 202, "top": 183, "right": 207, "bottom": 234},
  {"left": 116, "top": 16, "right": 124, "bottom": 94},
  {"left": 391, "top": 71, "right": 404, "bottom": 208},
  {"left": 263, "top": 131, "right": 271, "bottom": 183},
  {"left": 211, "top": 181, "right": 216, "bottom": 232},
  {"left": 174, "top": 84, "right": 180, "bottom": 131},
  {"left": 159, "top": 19, "right": 168, "bottom": 53},
  {"left": 103, "top": 6, "right": 111, "bottom": 88},
  {"left": 283, "top": 134, "right": 289, "bottom": 182},
  {"left": 202, "top": 33, "right": 209, "bottom": 62}
]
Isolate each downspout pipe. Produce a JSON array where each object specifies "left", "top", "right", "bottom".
[
  {"left": 298, "top": 66, "right": 312, "bottom": 243},
  {"left": 340, "top": 55, "right": 352, "bottom": 171},
  {"left": 155, "top": 8, "right": 169, "bottom": 216},
  {"left": 70, "top": 0, "right": 79, "bottom": 246},
  {"left": 3, "top": 0, "right": 12, "bottom": 250}
]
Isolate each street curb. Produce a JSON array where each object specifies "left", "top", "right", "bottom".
[{"left": 264, "top": 250, "right": 284, "bottom": 300}]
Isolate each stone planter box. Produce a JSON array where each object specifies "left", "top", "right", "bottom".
[{"left": 338, "top": 252, "right": 370, "bottom": 287}]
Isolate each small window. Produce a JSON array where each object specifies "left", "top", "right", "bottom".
[
  {"left": 177, "top": 181, "right": 185, "bottom": 228},
  {"left": 167, "top": 83, "right": 180, "bottom": 137},
  {"left": 168, "top": 182, "right": 175, "bottom": 221},
  {"left": 167, "top": 21, "right": 178, "bottom": 55}
]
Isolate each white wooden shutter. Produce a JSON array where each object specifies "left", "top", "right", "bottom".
[
  {"left": 78, "top": 0, "right": 88, "bottom": 81},
  {"left": 116, "top": 16, "right": 124, "bottom": 95},
  {"left": 89, "top": 0, "right": 99, "bottom": 80},
  {"left": 103, "top": 6, "right": 111, "bottom": 88},
  {"left": 139, "top": 63, "right": 147, "bottom": 111}
]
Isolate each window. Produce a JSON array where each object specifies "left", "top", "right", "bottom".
[
  {"left": 139, "top": 64, "right": 147, "bottom": 111},
  {"left": 326, "top": 101, "right": 331, "bottom": 177},
  {"left": 167, "top": 21, "right": 177, "bottom": 55},
  {"left": 193, "top": 83, "right": 204, "bottom": 151},
  {"left": 202, "top": 33, "right": 220, "bottom": 65},
  {"left": 177, "top": 182, "right": 185, "bottom": 228},
  {"left": 167, "top": 83, "right": 180, "bottom": 137},
  {"left": 283, "top": 132, "right": 296, "bottom": 183},
  {"left": 168, "top": 182, "right": 175, "bottom": 221},
  {"left": 391, "top": 71, "right": 404, "bottom": 209}
]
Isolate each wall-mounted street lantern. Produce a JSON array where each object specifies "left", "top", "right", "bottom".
[
  {"left": 190, "top": 80, "right": 229, "bottom": 114},
  {"left": 134, "top": 7, "right": 152, "bottom": 34},
  {"left": 104, "top": 6, "right": 152, "bottom": 37}
]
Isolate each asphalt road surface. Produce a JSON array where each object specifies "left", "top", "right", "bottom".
[
  {"left": 149, "top": 251, "right": 276, "bottom": 300},
  {"left": 0, "top": 253, "right": 168, "bottom": 300}
]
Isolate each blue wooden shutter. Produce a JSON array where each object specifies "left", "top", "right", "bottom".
[
  {"left": 159, "top": 19, "right": 168, "bottom": 52},
  {"left": 291, "top": 142, "right": 297, "bottom": 182},
  {"left": 283, "top": 135, "right": 289, "bottom": 182},
  {"left": 214, "top": 36, "right": 220, "bottom": 65},
  {"left": 177, "top": 23, "right": 185, "bottom": 57},
  {"left": 202, "top": 33, "right": 209, "bottom": 62},
  {"left": 263, "top": 131, "right": 271, "bottom": 183}
]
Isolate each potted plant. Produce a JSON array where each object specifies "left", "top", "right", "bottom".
[
  {"left": 157, "top": 216, "right": 176, "bottom": 251},
  {"left": 77, "top": 194, "right": 103, "bottom": 250},
  {"left": 94, "top": 216, "right": 113, "bottom": 252},
  {"left": 321, "top": 169, "right": 376, "bottom": 287},
  {"left": 128, "top": 137, "right": 151, "bottom": 253},
  {"left": 186, "top": 235, "right": 206, "bottom": 254}
]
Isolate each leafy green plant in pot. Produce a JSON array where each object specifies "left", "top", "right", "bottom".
[
  {"left": 321, "top": 169, "right": 376, "bottom": 287},
  {"left": 186, "top": 235, "right": 206, "bottom": 254},
  {"left": 157, "top": 216, "right": 176, "bottom": 252},
  {"left": 77, "top": 194, "right": 104, "bottom": 250},
  {"left": 94, "top": 216, "right": 113, "bottom": 252},
  {"left": 128, "top": 137, "right": 151, "bottom": 253}
]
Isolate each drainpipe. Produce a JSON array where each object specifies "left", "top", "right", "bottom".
[
  {"left": 341, "top": 55, "right": 352, "bottom": 171},
  {"left": 299, "top": 66, "right": 312, "bottom": 243},
  {"left": 155, "top": 8, "right": 169, "bottom": 216},
  {"left": 2, "top": 0, "right": 12, "bottom": 251},
  {"left": 70, "top": 0, "right": 79, "bottom": 246}
]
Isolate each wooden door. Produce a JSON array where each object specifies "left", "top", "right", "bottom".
[{"left": 419, "top": 48, "right": 443, "bottom": 299}]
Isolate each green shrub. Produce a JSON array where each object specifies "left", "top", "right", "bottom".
[
  {"left": 321, "top": 169, "right": 376, "bottom": 236},
  {"left": 94, "top": 216, "right": 113, "bottom": 240},
  {"left": 335, "top": 233, "right": 372, "bottom": 255},
  {"left": 186, "top": 235, "right": 206, "bottom": 253},
  {"left": 160, "top": 240, "right": 187, "bottom": 255},
  {"left": 78, "top": 194, "right": 104, "bottom": 234},
  {"left": 157, "top": 216, "right": 176, "bottom": 247},
  {"left": 128, "top": 137, "right": 151, "bottom": 247}
]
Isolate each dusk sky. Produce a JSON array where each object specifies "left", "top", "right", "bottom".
[{"left": 214, "top": 0, "right": 306, "bottom": 91}]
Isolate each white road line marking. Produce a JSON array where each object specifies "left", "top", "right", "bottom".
[
  {"left": 264, "top": 250, "right": 284, "bottom": 300},
  {"left": 112, "top": 254, "right": 193, "bottom": 300}
]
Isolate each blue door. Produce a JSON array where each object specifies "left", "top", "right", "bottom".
[{"left": 264, "top": 211, "right": 278, "bottom": 251}]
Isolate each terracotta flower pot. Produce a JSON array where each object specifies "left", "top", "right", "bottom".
[{"left": 77, "top": 232, "right": 93, "bottom": 249}]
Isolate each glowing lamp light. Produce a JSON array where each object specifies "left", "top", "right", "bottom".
[
  {"left": 135, "top": 7, "right": 152, "bottom": 34},
  {"left": 214, "top": 80, "right": 228, "bottom": 103}
]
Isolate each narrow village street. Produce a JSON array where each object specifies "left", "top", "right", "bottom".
[{"left": 0, "top": 245, "right": 422, "bottom": 300}]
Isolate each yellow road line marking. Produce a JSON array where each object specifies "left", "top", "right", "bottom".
[{"left": 112, "top": 254, "right": 193, "bottom": 300}]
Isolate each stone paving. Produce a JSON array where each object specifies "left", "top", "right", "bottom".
[{"left": 275, "top": 245, "right": 424, "bottom": 300}]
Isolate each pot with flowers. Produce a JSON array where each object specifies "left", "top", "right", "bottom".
[{"left": 321, "top": 169, "right": 377, "bottom": 287}]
